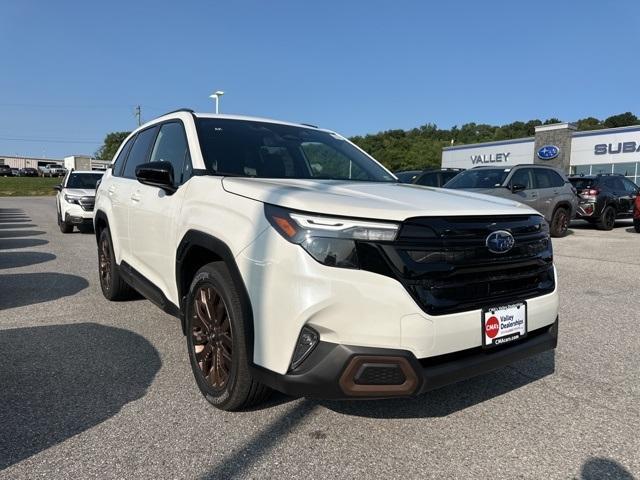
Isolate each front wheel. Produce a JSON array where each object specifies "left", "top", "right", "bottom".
[
  {"left": 550, "top": 207, "right": 570, "bottom": 238},
  {"left": 186, "top": 262, "right": 270, "bottom": 411},
  {"left": 58, "top": 209, "right": 73, "bottom": 233},
  {"left": 634, "top": 219, "right": 640, "bottom": 233},
  {"left": 597, "top": 206, "right": 616, "bottom": 231}
]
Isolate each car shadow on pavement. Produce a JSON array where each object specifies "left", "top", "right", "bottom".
[
  {"left": 0, "top": 273, "right": 88, "bottom": 310},
  {"left": 0, "top": 223, "right": 37, "bottom": 229},
  {"left": 0, "top": 238, "right": 49, "bottom": 249},
  {"left": 0, "top": 323, "right": 161, "bottom": 471},
  {"left": 0, "top": 251, "right": 56, "bottom": 270},
  {"left": 0, "top": 229, "right": 46, "bottom": 238},
  {"left": 581, "top": 457, "right": 636, "bottom": 479},
  {"left": 318, "top": 351, "right": 556, "bottom": 419}
]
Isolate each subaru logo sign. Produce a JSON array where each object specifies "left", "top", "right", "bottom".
[
  {"left": 537, "top": 145, "right": 560, "bottom": 160},
  {"left": 486, "top": 230, "right": 515, "bottom": 254}
]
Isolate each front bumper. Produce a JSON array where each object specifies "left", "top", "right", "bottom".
[
  {"left": 64, "top": 213, "right": 94, "bottom": 225},
  {"left": 252, "top": 318, "right": 558, "bottom": 399}
]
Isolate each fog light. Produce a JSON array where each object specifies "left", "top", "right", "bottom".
[{"left": 290, "top": 326, "right": 319, "bottom": 370}]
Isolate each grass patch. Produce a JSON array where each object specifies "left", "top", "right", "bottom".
[{"left": 0, "top": 177, "right": 61, "bottom": 196}]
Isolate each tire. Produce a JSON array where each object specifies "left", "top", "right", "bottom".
[
  {"left": 549, "top": 207, "right": 570, "bottom": 238},
  {"left": 58, "top": 210, "right": 74, "bottom": 233},
  {"left": 186, "top": 262, "right": 270, "bottom": 411},
  {"left": 596, "top": 206, "right": 616, "bottom": 231},
  {"left": 634, "top": 219, "right": 640, "bottom": 233},
  {"left": 98, "top": 227, "right": 136, "bottom": 300}
]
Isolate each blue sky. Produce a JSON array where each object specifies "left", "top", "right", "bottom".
[{"left": 1, "top": 0, "right": 639, "bottom": 158}]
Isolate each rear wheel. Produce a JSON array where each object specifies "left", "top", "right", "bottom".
[
  {"left": 186, "top": 262, "right": 270, "bottom": 411},
  {"left": 596, "top": 206, "right": 616, "bottom": 231},
  {"left": 98, "top": 228, "right": 136, "bottom": 300},
  {"left": 549, "top": 207, "right": 570, "bottom": 238}
]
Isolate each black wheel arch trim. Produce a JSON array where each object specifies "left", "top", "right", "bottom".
[
  {"left": 93, "top": 209, "right": 109, "bottom": 243},
  {"left": 175, "top": 230, "right": 255, "bottom": 362}
]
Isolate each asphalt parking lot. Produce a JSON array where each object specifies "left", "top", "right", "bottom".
[{"left": 1, "top": 197, "right": 639, "bottom": 480}]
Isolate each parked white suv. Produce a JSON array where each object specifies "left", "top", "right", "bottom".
[
  {"left": 55, "top": 170, "right": 104, "bottom": 233},
  {"left": 94, "top": 110, "right": 559, "bottom": 410}
]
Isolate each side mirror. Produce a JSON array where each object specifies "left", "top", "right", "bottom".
[
  {"left": 53, "top": 185, "right": 62, "bottom": 192},
  {"left": 510, "top": 183, "right": 526, "bottom": 193},
  {"left": 135, "top": 161, "right": 176, "bottom": 194}
]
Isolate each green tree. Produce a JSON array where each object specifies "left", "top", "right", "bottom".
[
  {"left": 603, "top": 112, "right": 638, "bottom": 128},
  {"left": 95, "top": 131, "right": 131, "bottom": 161}
]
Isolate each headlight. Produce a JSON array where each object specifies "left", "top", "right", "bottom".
[
  {"left": 64, "top": 194, "right": 80, "bottom": 205},
  {"left": 265, "top": 204, "right": 399, "bottom": 268}
]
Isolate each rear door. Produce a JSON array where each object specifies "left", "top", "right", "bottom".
[
  {"left": 532, "top": 168, "right": 568, "bottom": 221},
  {"left": 128, "top": 121, "right": 192, "bottom": 298},
  {"left": 113, "top": 126, "right": 159, "bottom": 264}
]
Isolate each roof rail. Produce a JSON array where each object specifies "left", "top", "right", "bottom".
[
  {"left": 160, "top": 108, "right": 195, "bottom": 116},
  {"left": 300, "top": 123, "right": 318, "bottom": 128}
]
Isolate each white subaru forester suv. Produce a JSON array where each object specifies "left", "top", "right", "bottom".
[
  {"left": 94, "top": 109, "right": 559, "bottom": 410},
  {"left": 55, "top": 170, "right": 104, "bottom": 233}
]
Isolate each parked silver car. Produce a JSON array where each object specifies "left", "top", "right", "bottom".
[{"left": 444, "top": 164, "right": 578, "bottom": 237}]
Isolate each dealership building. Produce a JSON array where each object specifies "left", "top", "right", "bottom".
[{"left": 441, "top": 122, "right": 640, "bottom": 184}]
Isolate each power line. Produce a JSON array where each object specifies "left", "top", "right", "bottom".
[{"left": 0, "top": 136, "right": 100, "bottom": 144}]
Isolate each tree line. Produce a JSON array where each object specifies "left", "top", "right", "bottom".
[{"left": 96, "top": 112, "right": 640, "bottom": 172}]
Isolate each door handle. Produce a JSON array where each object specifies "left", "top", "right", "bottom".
[{"left": 131, "top": 191, "right": 141, "bottom": 202}]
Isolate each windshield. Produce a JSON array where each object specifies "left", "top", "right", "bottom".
[
  {"left": 66, "top": 173, "right": 103, "bottom": 189},
  {"left": 195, "top": 118, "right": 395, "bottom": 182},
  {"left": 444, "top": 168, "right": 509, "bottom": 189}
]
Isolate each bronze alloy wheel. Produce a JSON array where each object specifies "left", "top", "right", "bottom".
[
  {"left": 191, "top": 286, "right": 233, "bottom": 389},
  {"left": 99, "top": 236, "right": 112, "bottom": 292},
  {"left": 552, "top": 208, "right": 569, "bottom": 236}
]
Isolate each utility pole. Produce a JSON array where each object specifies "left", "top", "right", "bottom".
[{"left": 134, "top": 105, "right": 142, "bottom": 126}]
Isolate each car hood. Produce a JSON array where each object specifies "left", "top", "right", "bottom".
[
  {"left": 64, "top": 188, "right": 95, "bottom": 197},
  {"left": 221, "top": 178, "right": 537, "bottom": 221}
]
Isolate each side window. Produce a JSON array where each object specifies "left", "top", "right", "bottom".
[
  {"left": 533, "top": 169, "right": 564, "bottom": 189},
  {"left": 611, "top": 177, "right": 626, "bottom": 191},
  {"left": 622, "top": 178, "right": 639, "bottom": 193},
  {"left": 415, "top": 173, "right": 437, "bottom": 187},
  {"left": 301, "top": 142, "right": 369, "bottom": 180},
  {"left": 149, "top": 122, "right": 191, "bottom": 186},
  {"left": 509, "top": 168, "right": 534, "bottom": 190},
  {"left": 112, "top": 136, "right": 135, "bottom": 177},
  {"left": 122, "top": 126, "right": 159, "bottom": 179}
]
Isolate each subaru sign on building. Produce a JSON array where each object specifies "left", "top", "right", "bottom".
[{"left": 442, "top": 122, "right": 640, "bottom": 184}]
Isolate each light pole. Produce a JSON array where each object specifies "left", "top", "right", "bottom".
[{"left": 209, "top": 90, "right": 225, "bottom": 114}]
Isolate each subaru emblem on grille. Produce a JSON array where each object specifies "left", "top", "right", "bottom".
[{"left": 486, "top": 230, "right": 515, "bottom": 254}]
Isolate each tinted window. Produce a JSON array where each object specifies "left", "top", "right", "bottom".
[
  {"left": 569, "top": 177, "right": 596, "bottom": 190},
  {"left": 65, "top": 173, "right": 104, "bottom": 189},
  {"left": 112, "top": 136, "right": 135, "bottom": 177},
  {"left": 195, "top": 118, "right": 394, "bottom": 182},
  {"left": 534, "top": 169, "right": 564, "bottom": 188},
  {"left": 445, "top": 168, "right": 509, "bottom": 189},
  {"left": 149, "top": 122, "right": 191, "bottom": 186},
  {"left": 622, "top": 178, "right": 639, "bottom": 193},
  {"left": 415, "top": 172, "right": 438, "bottom": 187},
  {"left": 395, "top": 171, "right": 420, "bottom": 183},
  {"left": 122, "top": 127, "right": 158, "bottom": 179},
  {"left": 509, "top": 168, "right": 534, "bottom": 190}
]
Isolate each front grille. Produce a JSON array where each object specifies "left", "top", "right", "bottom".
[
  {"left": 79, "top": 196, "right": 95, "bottom": 212},
  {"left": 358, "top": 215, "right": 554, "bottom": 315},
  {"left": 354, "top": 364, "right": 407, "bottom": 385}
]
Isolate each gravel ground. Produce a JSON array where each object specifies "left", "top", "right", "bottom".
[{"left": 0, "top": 197, "right": 638, "bottom": 480}]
